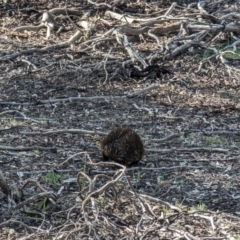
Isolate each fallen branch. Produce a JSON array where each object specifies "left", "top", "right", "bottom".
[
  {"left": 12, "top": 192, "right": 57, "bottom": 211},
  {"left": 105, "top": 2, "right": 177, "bottom": 24},
  {"left": 0, "top": 84, "right": 159, "bottom": 105},
  {"left": 146, "top": 147, "right": 229, "bottom": 153},
  {"left": 0, "top": 145, "right": 56, "bottom": 151}
]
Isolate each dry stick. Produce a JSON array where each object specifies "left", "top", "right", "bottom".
[
  {"left": 126, "top": 176, "right": 155, "bottom": 218},
  {"left": 219, "top": 12, "right": 240, "bottom": 20},
  {"left": 90, "top": 165, "right": 221, "bottom": 176},
  {"left": 132, "top": 103, "right": 154, "bottom": 115},
  {"left": 12, "top": 165, "right": 218, "bottom": 176},
  {"left": 187, "top": 2, "right": 197, "bottom": 8},
  {"left": 13, "top": 8, "right": 81, "bottom": 33},
  {"left": 58, "top": 151, "right": 92, "bottom": 167},
  {"left": 77, "top": 171, "right": 92, "bottom": 200},
  {"left": 140, "top": 229, "right": 161, "bottom": 240},
  {"left": 88, "top": 174, "right": 113, "bottom": 197},
  {"left": 146, "top": 147, "right": 229, "bottom": 153},
  {"left": 103, "top": 47, "right": 112, "bottom": 84},
  {"left": 54, "top": 219, "right": 80, "bottom": 235},
  {"left": 202, "top": 130, "right": 240, "bottom": 135},
  {"left": 0, "top": 169, "right": 10, "bottom": 196},
  {"left": 15, "top": 11, "right": 59, "bottom": 39},
  {"left": 20, "top": 129, "right": 106, "bottom": 136},
  {"left": 0, "top": 143, "right": 231, "bottom": 155},
  {"left": 165, "top": 41, "right": 203, "bottom": 59},
  {"left": 222, "top": 38, "right": 240, "bottom": 52},
  {"left": 88, "top": 0, "right": 111, "bottom": 8},
  {"left": 127, "top": 84, "right": 159, "bottom": 97},
  {"left": 41, "top": 11, "right": 59, "bottom": 39},
  {"left": 123, "top": 35, "right": 148, "bottom": 67},
  {"left": 49, "top": 8, "right": 82, "bottom": 16},
  {"left": 66, "top": 227, "right": 93, "bottom": 240},
  {"left": 19, "top": 128, "right": 180, "bottom": 143},
  {"left": 162, "top": 20, "right": 237, "bottom": 60},
  {"left": 81, "top": 164, "right": 126, "bottom": 222},
  {"left": 77, "top": 28, "right": 115, "bottom": 52},
  {"left": 105, "top": 11, "right": 137, "bottom": 24},
  {"left": 170, "top": 224, "right": 211, "bottom": 240},
  {"left": 0, "top": 110, "right": 44, "bottom": 124},
  {"left": 68, "top": 30, "right": 82, "bottom": 43},
  {"left": 197, "top": 1, "right": 208, "bottom": 14},
  {"left": 19, "top": 128, "right": 240, "bottom": 139},
  {"left": 146, "top": 133, "right": 181, "bottom": 142},
  {"left": 140, "top": 14, "right": 196, "bottom": 27},
  {"left": 0, "top": 42, "right": 68, "bottom": 62},
  {"left": 117, "top": 21, "right": 180, "bottom": 37},
  {"left": 114, "top": 30, "right": 148, "bottom": 67},
  {"left": 200, "top": 13, "right": 221, "bottom": 24},
  {"left": 187, "top": 22, "right": 223, "bottom": 32},
  {"left": 164, "top": 2, "right": 177, "bottom": 16},
  {"left": 0, "top": 145, "right": 56, "bottom": 151},
  {"left": 192, "top": 213, "right": 216, "bottom": 231},
  {"left": 0, "top": 28, "right": 81, "bottom": 61},
  {"left": 22, "top": 179, "right": 52, "bottom": 194},
  {"left": 14, "top": 24, "right": 45, "bottom": 33},
  {"left": 0, "top": 84, "right": 160, "bottom": 105},
  {"left": 132, "top": 192, "right": 182, "bottom": 213},
  {"left": 0, "top": 219, "right": 33, "bottom": 232},
  {"left": 20, "top": 58, "right": 38, "bottom": 70},
  {"left": 168, "top": 227, "right": 200, "bottom": 240},
  {"left": 200, "top": 31, "right": 240, "bottom": 69},
  {"left": 148, "top": 29, "right": 163, "bottom": 50},
  {"left": 105, "top": 2, "right": 177, "bottom": 24},
  {"left": 0, "top": 97, "right": 116, "bottom": 106},
  {"left": 135, "top": 217, "right": 144, "bottom": 237},
  {"left": 28, "top": 62, "right": 58, "bottom": 73},
  {"left": 118, "top": 25, "right": 150, "bottom": 35},
  {"left": 189, "top": 22, "right": 240, "bottom": 35},
  {"left": 156, "top": 115, "right": 185, "bottom": 121},
  {"left": 64, "top": 0, "right": 85, "bottom": 35},
  {"left": 11, "top": 192, "right": 57, "bottom": 211},
  {"left": 79, "top": 27, "right": 115, "bottom": 46}
]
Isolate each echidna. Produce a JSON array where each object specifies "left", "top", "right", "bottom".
[{"left": 98, "top": 127, "right": 144, "bottom": 165}]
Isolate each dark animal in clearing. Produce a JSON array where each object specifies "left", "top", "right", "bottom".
[{"left": 99, "top": 127, "right": 144, "bottom": 165}]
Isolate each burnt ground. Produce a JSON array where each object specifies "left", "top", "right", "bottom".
[{"left": 0, "top": 0, "right": 240, "bottom": 239}]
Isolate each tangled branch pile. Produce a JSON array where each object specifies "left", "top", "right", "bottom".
[
  {"left": 2, "top": 0, "right": 240, "bottom": 81},
  {"left": 1, "top": 160, "right": 239, "bottom": 239}
]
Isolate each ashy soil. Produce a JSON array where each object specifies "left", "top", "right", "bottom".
[{"left": 0, "top": 0, "right": 240, "bottom": 239}]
